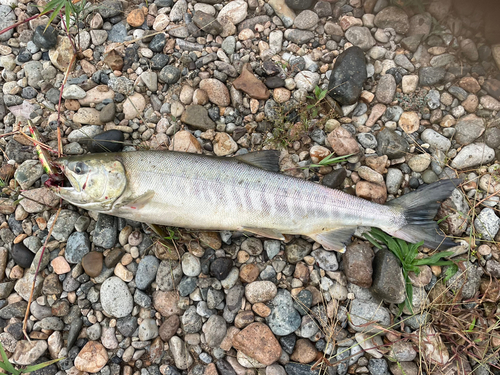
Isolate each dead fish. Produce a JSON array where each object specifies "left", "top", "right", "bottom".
[{"left": 50, "top": 150, "right": 458, "bottom": 251}]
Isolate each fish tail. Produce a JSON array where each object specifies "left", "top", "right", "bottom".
[{"left": 384, "top": 179, "right": 461, "bottom": 250}]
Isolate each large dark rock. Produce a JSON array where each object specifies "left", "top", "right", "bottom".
[
  {"left": 285, "top": 0, "right": 314, "bottom": 10},
  {"left": 10, "top": 243, "right": 35, "bottom": 268},
  {"left": 376, "top": 129, "right": 410, "bottom": 160},
  {"left": 370, "top": 249, "right": 405, "bottom": 304},
  {"left": 328, "top": 46, "right": 367, "bottom": 106},
  {"left": 33, "top": 25, "right": 58, "bottom": 50}
]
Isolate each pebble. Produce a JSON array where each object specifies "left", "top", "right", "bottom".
[
  {"left": 74, "top": 341, "right": 108, "bottom": 373},
  {"left": 82, "top": 252, "right": 103, "bottom": 278},
  {"left": 100, "top": 276, "right": 134, "bottom": 318}
]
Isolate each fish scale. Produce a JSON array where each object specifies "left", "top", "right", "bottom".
[{"left": 53, "top": 150, "right": 459, "bottom": 251}]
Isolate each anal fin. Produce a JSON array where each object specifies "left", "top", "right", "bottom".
[
  {"left": 241, "top": 227, "right": 285, "bottom": 240},
  {"left": 114, "top": 190, "right": 155, "bottom": 210},
  {"left": 235, "top": 150, "right": 281, "bottom": 172},
  {"left": 309, "top": 227, "right": 356, "bottom": 253}
]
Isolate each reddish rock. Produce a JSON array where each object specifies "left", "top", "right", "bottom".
[
  {"left": 327, "top": 127, "right": 360, "bottom": 156},
  {"left": 343, "top": 241, "right": 374, "bottom": 288},
  {"left": 232, "top": 322, "right": 281, "bottom": 365},
  {"left": 232, "top": 64, "right": 270, "bottom": 100},
  {"left": 153, "top": 290, "right": 184, "bottom": 317},
  {"left": 239, "top": 263, "right": 260, "bottom": 283},
  {"left": 127, "top": 9, "right": 145, "bottom": 28},
  {"left": 290, "top": 339, "right": 318, "bottom": 364},
  {"left": 459, "top": 77, "right": 481, "bottom": 93},
  {"left": 356, "top": 181, "right": 387, "bottom": 204},
  {"left": 159, "top": 315, "right": 180, "bottom": 341},
  {"left": 74, "top": 341, "right": 108, "bottom": 373},
  {"left": 104, "top": 50, "right": 124, "bottom": 71}
]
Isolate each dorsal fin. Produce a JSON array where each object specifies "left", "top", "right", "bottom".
[{"left": 234, "top": 150, "right": 281, "bottom": 172}]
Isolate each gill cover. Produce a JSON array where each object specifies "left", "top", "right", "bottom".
[{"left": 54, "top": 157, "right": 127, "bottom": 211}]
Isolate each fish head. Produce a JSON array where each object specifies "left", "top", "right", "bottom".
[{"left": 51, "top": 156, "right": 127, "bottom": 211}]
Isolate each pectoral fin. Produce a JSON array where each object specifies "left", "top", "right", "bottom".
[
  {"left": 309, "top": 227, "right": 356, "bottom": 253},
  {"left": 241, "top": 227, "right": 286, "bottom": 240},
  {"left": 114, "top": 190, "right": 155, "bottom": 210}
]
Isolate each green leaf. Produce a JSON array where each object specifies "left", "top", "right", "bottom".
[
  {"left": 40, "top": 0, "right": 63, "bottom": 15},
  {"left": 444, "top": 263, "right": 458, "bottom": 282},
  {"left": 0, "top": 342, "right": 18, "bottom": 375},
  {"left": 22, "top": 358, "right": 64, "bottom": 373},
  {"left": 314, "top": 86, "right": 321, "bottom": 100},
  {"left": 45, "top": 1, "right": 65, "bottom": 30},
  {"left": 318, "top": 89, "right": 327, "bottom": 101}
]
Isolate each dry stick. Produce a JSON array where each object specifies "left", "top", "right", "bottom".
[
  {"left": 0, "top": 13, "right": 40, "bottom": 35},
  {"left": 23, "top": 207, "right": 62, "bottom": 340}
]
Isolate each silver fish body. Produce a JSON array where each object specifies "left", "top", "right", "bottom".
[{"left": 53, "top": 150, "right": 457, "bottom": 251}]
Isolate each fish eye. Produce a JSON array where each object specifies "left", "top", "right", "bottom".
[{"left": 73, "top": 162, "right": 88, "bottom": 175}]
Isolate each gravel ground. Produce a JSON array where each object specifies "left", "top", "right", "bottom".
[{"left": 0, "top": 0, "right": 500, "bottom": 375}]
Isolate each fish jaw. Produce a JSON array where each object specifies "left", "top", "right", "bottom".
[{"left": 50, "top": 185, "right": 116, "bottom": 211}]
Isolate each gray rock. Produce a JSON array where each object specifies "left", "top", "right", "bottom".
[
  {"left": 349, "top": 299, "right": 390, "bottom": 333},
  {"left": 93, "top": 214, "right": 117, "bottom": 249},
  {"left": 284, "top": 29, "right": 315, "bottom": 44},
  {"left": 386, "top": 168, "right": 403, "bottom": 195},
  {"left": 293, "top": 10, "right": 318, "bottom": 30},
  {"left": 169, "top": 336, "right": 194, "bottom": 370},
  {"left": 156, "top": 260, "right": 182, "bottom": 291},
  {"left": 357, "top": 133, "right": 378, "bottom": 149},
  {"left": 135, "top": 255, "right": 160, "bottom": 290},
  {"left": 425, "top": 89, "right": 440, "bottom": 109},
  {"left": 0, "top": 5, "right": 16, "bottom": 42},
  {"left": 202, "top": 315, "right": 227, "bottom": 347},
  {"left": 99, "top": 0, "right": 122, "bottom": 18},
  {"left": 474, "top": 208, "right": 500, "bottom": 241},
  {"left": 267, "top": 291, "right": 301, "bottom": 336},
  {"left": 455, "top": 115, "right": 485, "bottom": 145},
  {"left": 345, "top": 27, "right": 376, "bottom": 51},
  {"left": 100, "top": 277, "right": 133, "bottom": 318},
  {"left": 328, "top": 46, "right": 367, "bottom": 106},
  {"left": 87, "top": 323, "right": 102, "bottom": 340},
  {"left": 65, "top": 232, "right": 90, "bottom": 264},
  {"left": 376, "top": 74, "right": 396, "bottom": 104},
  {"left": 32, "top": 25, "right": 58, "bottom": 49},
  {"left": 445, "top": 261, "right": 482, "bottom": 300},
  {"left": 181, "top": 306, "right": 202, "bottom": 333},
  {"left": 311, "top": 249, "right": 338, "bottom": 271},
  {"left": 207, "top": 288, "right": 225, "bottom": 310},
  {"left": 264, "top": 240, "right": 281, "bottom": 259},
  {"left": 159, "top": 65, "right": 181, "bottom": 84},
  {"left": 421, "top": 129, "right": 451, "bottom": 152},
  {"left": 376, "top": 129, "right": 409, "bottom": 159},
  {"left": 169, "top": 0, "right": 187, "bottom": 22},
  {"left": 138, "top": 318, "right": 159, "bottom": 341},
  {"left": 14, "top": 160, "right": 43, "bottom": 190},
  {"left": 370, "top": 249, "right": 405, "bottom": 304},
  {"left": 285, "top": 238, "right": 312, "bottom": 263},
  {"left": 448, "top": 86, "right": 468, "bottom": 101},
  {"left": 390, "top": 341, "right": 416, "bottom": 362},
  {"left": 368, "top": 359, "right": 389, "bottom": 375},
  {"left": 181, "top": 253, "right": 201, "bottom": 277},
  {"left": 24, "top": 61, "right": 43, "bottom": 89},
  {"left": 450, "top": 143, "right": 495, "bottom": 169},
  {"left": 419, "top": 67, "right": 446, "bottom": 86},
  {"left": 374, "top": 6, "right": 409, "bottom": 34},
  {"left": 48, "top": 210, "right": 79, "bottom": 241}
]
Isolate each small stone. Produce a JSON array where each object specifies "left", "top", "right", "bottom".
[
  {"left": 127, "top": 9, "right": 145, "bottom": 27},
  {"left": 218, "top": 0, "right": 248, "bottom": 25},
  {"left": 199, "top": 78, "right": 231, "bottom": 106},
  {"left": 169, "top": 130, "right": 203, "bottom": 153},
  {"left": 169, "top": 336, "right": 194, "bottom": 369},
  {"left": 65, "top": 232, "right": 90, "bottom": 264},
  {"left": 345, "top": 27, "right": 376, "bottom": 51},
  {"left": 232, "top": 65, "right": 270, "bottom": 100},
  {"left": 74, "top": 341, "right": 108, "bottom": 373},
  {"left": 294, "top": 10, "right": 318, "bottom": 30},
  {"left": 450, "top": 143, "right": 495, "bottom": 169},
  {"left": 398, "top": 111, "right": 419, "bottom": 134},
  {"left": 11, "top": 243, "right": 35, "bottom": 269},
  {"left": 327, "top": 127, "right": 360, "bottom": 156},
  {"left": 82, "top": 252, "right": 103, "bottom": 278},
  {"left": 100, "top": 276, "right": 133, "bottom": 318},
  {"left": 376, "top": 74, "right": 396, "bottom": 104},
  {"left": 12, "top": 340, "right": 48, "bottom": 365},
  {"left": 349, "top": 299, "right": 391, "bottom": 333},
  {"left": 213, "top": 132, "right": 238, "bottom": 156},
  {"left": 290, "top": 339, "right": 317, "bottom": 364},
  {"left": 123, "top": 93, "right": 146, "bottom": 120},
  {"left": 343, "top": 242, "right": 374, "bottom": 288},
  {"left": 245, "top": 281, "right": 277, "bottom": 304},
  {"left": 233, "top": 322, "right": 281, "bottom": 365},
  {"left": 33, "top": 25, "right": 58, "bottom": 49},
  {"left": 370, "top": 249, "right": 405, "bottom": 304},
  {"left": 50, "top": 256, "right": 71, "bottom": 275}
]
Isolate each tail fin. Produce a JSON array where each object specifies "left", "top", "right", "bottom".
[{"left": 385, "top": 179, "right": 461, "bottom": 250}]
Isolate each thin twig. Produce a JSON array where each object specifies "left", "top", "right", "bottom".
[{"left": 23, "top": 207, "right": 62, "bottom": 340}]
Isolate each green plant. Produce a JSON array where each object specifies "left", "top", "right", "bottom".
[
  {"left": 302, "top": 153, "right": 354, "bottom": 170},
  {"left": 364, "top": 228, "right": 459, "bottom": 315},
  {"left": 0, "top": 342, "right": 63, "bottom": 375},
  {"left": 306, "top": 86, "right": 328, "bottom": 118}
]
